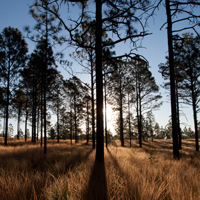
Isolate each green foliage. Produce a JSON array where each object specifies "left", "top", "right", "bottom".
[{"left": 0, "top": 27, "right": 28, "bottom": 83}]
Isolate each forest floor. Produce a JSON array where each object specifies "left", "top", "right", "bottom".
[{"left": 0, "top": 137, "right": 200, "bottom": 200}]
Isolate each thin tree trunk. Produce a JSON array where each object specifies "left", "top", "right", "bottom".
[
  {"left": 95, "top": 0, "right": 104, "bottom": 162},
  {"left": 57, "top": 95, "right": 60, "bottom": 143},
  {"left": 37, "top": 106, "right": 39, "bottom": 141},
  {"left": 25, "top": 90, "right": 28, "bottom": 142},
  {"left": 104, "top": 77, "right": 107, "bottom": 148},
  {"left": 40, "top": 87, "right": 43, "bottom": 146},
  {"left": 176, "top": 86, "right": 181, "bottom": 149},
  {"left": 86, "top": 100, "right": 89, "bottom": 143},
  {"left": 165, "top": 0, "right": 179, "bottom": 159},
  {"left": 139, "top": 85, "right": 142, "bottom": 147},
  {"left": 34, "top": 88, "right": 37, "bottom": 143},
  {"left": 4, "top": 63, "right": 10, "bottom": 145},
  {"left": 74, "top": 96, "right": 77, "bottom": 143},
  {"left": 119, "top": 77, "right": 124, "bottom": 147},
  {"left": 192, "top": 97, "right": 199, "bottom": 151},
  {"left": 128, "top": 92, "right": 131, "bottom": 147},
  {"left": 3, "top": 108, "right": 6, "bottom": 137},
  {"left": 189, "top": 61, "right": 199, "bottom": 151},
  {"left": 91, "top": 55, "right": 95, "bottom": 149},
  {"left": 17, "top": 107, "right": 20, "bottom": 139},
  {"left": 70, "top": 101, "right": 72, "bottom": 144},
  {"left": 44, "top": 4, "right": 48, "bottom": 154},
  {"left": 32, "top": 85, "right": 36, "bottom": 143}
]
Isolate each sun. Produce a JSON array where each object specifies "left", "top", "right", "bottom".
[{"left": 104, "top": 104, "right": 117, "bottom": 135}]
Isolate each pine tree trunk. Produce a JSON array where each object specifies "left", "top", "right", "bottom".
[
  {"left": 70, "top": 102, "right": 72, "bottom": 144},
  {"left": 25, "top": 89, "right": 28, "bottom": 142},
  {"left": 165, "top": 0, "right": 179, "bottom": 159},
  {"left": 37, "top": 107, "right": 39, "bottom": 141},
  {"left": 34, "top": 88, "right": 37, "bottom": 143},
  {"left": 91, "top": 55, "right": 95, "bottom": 149},
  {"left": 95, "top": 0, "right": 104, "bottom": 162},
  {"left": 139, "top": 86, "right": 142, "bottom": 148},
  {"left": 17, "top": 107, "right": 20, "bottom": 139},
  {"left": 119, "top": 77, "right": 124, "bottom": 147},
  {"left": 128, "top": 92, "right": 131, "bottom": 147},
  {"left": 192, "top": 98, "right": 199, "bottom": 151},
  {"left": 4, "top": 63, "right": 10, "bottom": 145},
  {"left": 175, "top": 86, "right": 181, "bottom": 149},
  {"left": 189, "top": 61, "right": 199, "bottom": 151},
  {"left": 32, "top": 85, "right": 35, "bottom": 142},
  {"left": 40, "top": 88, "right": 43, "bottom": 146},
  {"left": 74, "top": 96, "right": 78, "bottom": 143},
  {"left": 44, "top": 4, "right": 48, "bottom": 154},
  {"left": 57, "top": 96, "right": 60, "bottom": 143},
  {"left": 104, "top": 77, "right": 108, "bottom": 148},
  {"left": 87, "top": 100, "right": 89, "bottom": 143}
]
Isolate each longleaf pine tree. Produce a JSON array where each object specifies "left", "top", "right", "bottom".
[{"left": 0, "top": 27, "right": 28, "bottom": 145}]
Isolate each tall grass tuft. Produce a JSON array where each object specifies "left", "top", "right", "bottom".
[{"left": 0, "top": 138, "right": 199, "bottom": 199}]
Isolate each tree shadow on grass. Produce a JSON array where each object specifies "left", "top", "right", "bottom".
[
  {"left": 83, "top": 159, "right": 108, "bottom": 200},
  {"left": 107, "top": 148, "right": 136, "bottom": 198}
]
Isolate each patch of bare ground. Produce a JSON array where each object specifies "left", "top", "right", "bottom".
[{"left": 0, "top": 138, "right": 199, "bottom": 200}]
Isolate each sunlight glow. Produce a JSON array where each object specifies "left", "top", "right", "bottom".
[{"left": 104, "top": 104, "right": 117, "bottom": 135}]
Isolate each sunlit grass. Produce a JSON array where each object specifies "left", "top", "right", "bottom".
[{"left": 0, "top": 137, "right": 199, "bottom": 200}]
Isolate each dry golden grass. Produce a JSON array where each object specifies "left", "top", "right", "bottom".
[{"left": 0, "top": 137, "right": 200, "bottom": 200}]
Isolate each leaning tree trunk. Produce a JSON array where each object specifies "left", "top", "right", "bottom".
[
  {"left": 165, "top": 0, "right": 179, "bottom": 159},
  {"left": 95, "top": 0, "right": 104, "bottom": 162}
]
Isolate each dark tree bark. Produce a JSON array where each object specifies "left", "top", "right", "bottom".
[
  {"left": 40, "top": 87, "right": 43, "bottom": 146},
  {"left": 95, "top": 0, "right": 104, "bottom": 162},
  {"left": 119, "top": 77, "right": 124, "bottom": 147},
  {"left": 32, "top": 84, "right": 37, "bottom": 143},
  {"left": 128, "top": 92, "right": 131, "bottom": 147},
  {"left": 175, "top": 86, "right": 181, "bottom": 149},
  {"left": 91, "top": 55, "right": 95, "bottom": 149},
  {"left": 37, "top": 107, "right": 39, "bottom": 141},
  {"left": 139, "top": 86, "right": 142, "bottom": 147},
  {"left": 17, "top": 107, "right": 21, "bottom": 139},
  {"left": 4, "top": 70, "right": 10, "bottom": 145},
  {"left": 86, "top": 100, "right": 89, "bottom": 143},
  {"left": 165, "top": 0, "right": 179, "bottom": 159},
  {"left": 43, "top": 5, "right": 48, "bottom": 154},
  {"left": 57, "top": 94, "right": 60, "bottom": 143},
  {"left": 70, "top": 102, "right": 73, "bottom": 144},
  {"left": 104, "top": 77, "right": 108, "bottom": 148},
  {"left": 189, "top": 61, "right": 199, "bottom": 151},
  {"left": 25, "top": 90, "right": 28, "bottom": 142},
  {"left": 74, "top": 96, "right": 78, "bottom": 143}
]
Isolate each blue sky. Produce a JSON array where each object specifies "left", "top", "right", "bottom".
[{"left": 0, "top": 0, "right": 198, "bottom": 134}]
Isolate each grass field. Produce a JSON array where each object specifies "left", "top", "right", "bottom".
[{"left": 0, "top": 138, "right": 199, "bottom": 200}]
